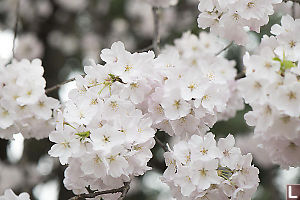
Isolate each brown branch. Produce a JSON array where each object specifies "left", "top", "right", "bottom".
[
  {"left": 117, "top": 182, "right": 130, "bottom": 200},
  {"left": 69, "top": 182, "right": 130, "bottom": 200},
  {"left": 152, "top": 7, "right": 160, "bottom": 56},
  {"left": 45, "top": 77, "right": 76, "bottom": 94},
  {"left": 154, "top": 136, "right": 168, "bottom": 152}
]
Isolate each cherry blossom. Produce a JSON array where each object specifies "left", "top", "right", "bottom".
[
  {"left": 162, "top": 133, "right": 259, "bottom": 200},
  {"left": 238, "top": 14, "right": 300, "bottom": 168},
  {"left": 0, "top": 59, "right": 59, "bottom": 139},
  {"left": 197, "top": 0, "right": 282, "bottom": 45}
]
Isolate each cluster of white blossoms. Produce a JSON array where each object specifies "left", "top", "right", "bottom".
[
  {"left": 0, "top": 59, "right": 59, "bottom": 139},
  {"left": 0, "top": 189, "right": 30, "bottom": 200},
  {"left": 150, "top": 31, "right": 244, "bottom": 139},
  {"left": 197, "top": 0, "right": 282, "bottom": 45},
  {"left": 238, "top": 15, "right": 300, "bottom": 168},
  {"left": 162, "top": 133, "right": 259, "bottom": 200},
  {"left": 48, "top": 42, "right": 157, "bottom": 198},
  {"left": 48, "top": 31, "right": 246, "bottom": 196}
]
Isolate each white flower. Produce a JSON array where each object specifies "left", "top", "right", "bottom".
[
  {"left": 190, "top": 133, "right": 221, "bottom": 161},
  {"left": 161, "top": 89, "right": 191, "bottom": 120},
  {"left": 191, "top": 159, "right": 221, "bottom": 190},
  {"left": 218, "top": 134, "right": 241, "bottom": 169},
  {"left": 48, "top": 128, "right": 80, "bottom": 165},
  {"left": 105, "top": 147, "right": 129, "bottom": 178},
  {"left": 90, "top": 124, "right": 124, "bottom": 153},
  {"left": 80, "top": 152, "right": 108, "bottom": 178},
  {"left": 173, "top": 166, "right": 196, "bottom": 196}
]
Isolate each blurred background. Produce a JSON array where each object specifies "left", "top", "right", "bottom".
[{"left": 0, "top": 0, "right": 300, "bottom": 199}]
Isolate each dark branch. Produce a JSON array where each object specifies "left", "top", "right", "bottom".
[
  {"left": 117, "top": 182, "right": 130, "bottom": 200},
  {"left": 12, "top": 0, "right": 20, "bottom": 59},
  {"left": 69, "top": 182, "right": 130, "bottom": 200},
  {"left": 154, "top": 136, "right": 168, "bottom": 152},
  {"left": 152, "top": 7, "right": 160, "bottom": 56}
]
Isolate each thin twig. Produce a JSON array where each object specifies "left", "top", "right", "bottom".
[
  {"left": 117, "top": 182, "right": 131, "bottom": 200},
  {"left": 69, "top": 182, "right": 130, "bottom": 200},
  {"left": 45, "top": 77, "right": 76, "bottom": 94},
  {"left": 12, "top": 0, "right": 20, "bottom": 59},
  {"left": 215, "top": 41, "right": 233, "bottom": 56},
  {"left": 152, "top": 7, "right": 160, "bottom": 56},
  {"left": 154, "top": 136, "right": 168, "bottom": 152}
]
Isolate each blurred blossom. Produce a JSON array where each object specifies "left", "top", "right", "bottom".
[
  {"left": 0, "top": 162, "right": 24, "bottom": 194},
  {"left": 96, "top": 0, "right": 111, "bottom": 15},
  {"left": 1, "top": 0, "right": 53, "bottom": 27},
  {"left": 175, "top": 11, "right": 196, "bottom": 32},
  {"left": 143, "top": 170, "right": 172, "bottom": 198},
  {"left": 81, "top": 33, "right": 102, "bottom": 62},
  {"left": 48, "top": 31, "right": 78, "bottom": 55},
  {"left": 15, "top": 34, "right": 44, "bottom": 60},
  {"left": 37, "top": 155, "right": 54, "bottom": 176},
  {"left": 33, "top": 180, "right": 59, "bottom": 200},
  {"left": 55, "top": 0, "right": 87, "bottom": 12},
  {"left": 7, "top": 133, "right": 24, "bottom": 163},
  {"left": 35, "top": 0, "right": 53, "bottom": 18},
  {"left": 108, "top": 18, "right": 136, "bottom": 51},
  {"left": 112, "top": 18, "right": 129, "bottom": 35},
  {"left": 275, "top": 167, "right": 300, "bottom": 198},
  {"left": 144, "top": 0, "right": 178, "bottom": 8},
  {"left": 236, "top": 134, "right": 273, "bottom": 169},
  {"left": 126, "top": 0, "right": 176, "bottom": 39}
]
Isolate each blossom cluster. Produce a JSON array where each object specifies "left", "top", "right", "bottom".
[
  {"left": 150, "top": 31, "right": 243, "bottom": 139},
  {"left": 162, "top": 133, "right": 259, "bottom": 200},
  {"left": 238, "top": 15, "right": 300, "bottom": 168},
  {"left": 0, "top": 59, "right": 59, "bottom": 139},
  {"left": 48, "top": 42, "right": 157, "bottom": 198},
  {"left": 48, "top": 31, "right": 245, "bottom": 197},
  {"left": 197, "top": 0, "right": 282, "bottom": 45}
]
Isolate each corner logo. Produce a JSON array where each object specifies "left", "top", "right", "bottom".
[{"left": 287, "top": 185, "right": 300, "bottom": 200}]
